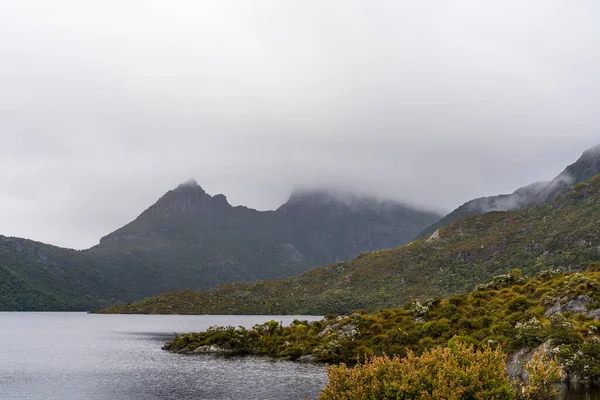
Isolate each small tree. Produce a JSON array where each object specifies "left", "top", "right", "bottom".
[{"left": 518, "top": 352, "right": 562, "bottom": 400}]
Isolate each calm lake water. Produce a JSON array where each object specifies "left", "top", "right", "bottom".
[
  {"left": 0, "top": 312, "right": 327, "bottom": 400},
  {"left": 2, "top": 313, "right": 600, "bottom": 399}
]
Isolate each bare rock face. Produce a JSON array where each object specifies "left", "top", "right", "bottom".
[
  {"left": 99, "top": 180, "right": 234, "bottom": 244},
  {"left": 148, "top": 179, "right": 232, "bottom": 220},
  {"left": 506, "top": 341, "right": 557, "bottom": 381},
  {"left": 278, "top": 243, "right": 303, "bottom": 263},
  {"left": 544, "top": 295, "right": 600, "bottom": 321},
  {"left": 426, "top": 229, "right": 440, "bottom": 243},
  {"left": 507, "top": 347, "right": 536, "bottom": 380}
]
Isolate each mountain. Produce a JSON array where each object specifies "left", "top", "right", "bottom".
[
  {"left": 98, "top": 172, "right": 600, "bottom": 315},
  {"left": 275, "top": 189, "right": 440, "bottom": 264},
  {"left": 88, "top": 181, "right": 440, "bottom": 297},
  {"left": 0, "top": 181, "right": 440, "bottom": 310},
  {"left": 533, "top": 143, "right": 600, "bottom": 205},
  {"left": 417, "top": 143, "right": 600, "bottom": 238}
]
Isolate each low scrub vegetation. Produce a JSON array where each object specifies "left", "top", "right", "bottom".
[
  {"left": 164, "top": 266, "right": 600, "bottom": 385},
  {"left": 319, "top": 341, "right": 561, "bottom": 400}
]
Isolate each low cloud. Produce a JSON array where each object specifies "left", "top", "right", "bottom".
[{"left": 0, "top": 1, "right": 599, "bottom": 248}]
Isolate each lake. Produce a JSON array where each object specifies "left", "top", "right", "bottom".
[
  {"left": 2, "top": 312, "right": 600, "bottom": 399},
  {"left": 0, "top": 312, "right": 327, "bottom": 400}
]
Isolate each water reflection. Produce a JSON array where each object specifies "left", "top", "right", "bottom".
[{"left": 562, "top": 382, "right": 600, "bottom": 400}]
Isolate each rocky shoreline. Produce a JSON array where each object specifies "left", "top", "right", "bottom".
[
  {"left": 160, "top": 269, "right": 600, "bottom": 386},
  {"left": 162, "top": 339, "right": 582, "bottom": 381}
]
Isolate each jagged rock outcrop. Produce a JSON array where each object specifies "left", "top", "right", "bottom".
[{"left": 545, "top": 295, "right": 600, "bottom": 319}]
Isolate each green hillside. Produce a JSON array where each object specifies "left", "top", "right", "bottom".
[
  {"left": 98, "top": 174, "right": 600, "bottom": 315},
  {"left": 0, "top": 238, "right": 121, "bottom": 310}
]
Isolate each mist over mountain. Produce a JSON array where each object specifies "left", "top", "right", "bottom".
[
  {"left": 0, "top": 181, "right": 440, "bottom": 310},
  {"left": 3, "top": 144, "right": 600, "bottom": 311},
  {"left": 2, "top": 1, "right": 600, "bottom": 250},
  {"left": 100, "top": 171, "right": 600, "bottom": 315},
  {"left": 417, "top": 143, "right": 600, "bottom": 238},
  {"left": 532, "top": 143, "right": 600, "bottom": 205}
]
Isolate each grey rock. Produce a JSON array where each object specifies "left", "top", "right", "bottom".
[
  {"left": 546, "top": 295, "right": 591, "bottom": 317},
  {"left": 506, "top": 340, "right": 557, "bottom": 382},
  {"left": 191, "top": 345, "right": 235, "bottom": 354},
  {"left": 297, "top": 355, "right": 317, "bottom": 363},
  {"left": 507, "top": 347, "right": 535, "bottom": 380}
]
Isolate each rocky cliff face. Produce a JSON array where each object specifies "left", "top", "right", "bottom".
[
  {"left": 150, "top": 179, "right": 232, "bottom": 219},
  {"left": 99, "top": 179, "right": 240, "bottom": 244}
]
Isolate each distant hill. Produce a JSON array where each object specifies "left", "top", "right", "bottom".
[
  {"left": 417, "top": 144, "right": 600, "bottom": 238},
  {"left": 0, "top": 181, "right": 440, "bottom": 310},
  {"left": 0, "top": 237, "right": 119, "bottom": 310},
  {"left": 98, "top": 173, "right": 600, "bottom": 315}
]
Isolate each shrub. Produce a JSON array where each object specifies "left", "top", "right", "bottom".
[
  {"left": 319, "top": 341, "right": 515, "bottom": 400},
  {"left": 409, "top": 300, "right": 430, "bottom": 317},
  {"left": 518, "top": 352, "right": 562, "bottom": 400},
  {"left": 421, "top": 318, "right": 451, "bottom": 338},
  {"left": 547, "top": 313, "right": 578, "bottom": 344},
  {"left": 515, "top": 318, "right": 545, "bottom": 347},
  {"left": 508, "top": 296, "right": 533, "bottom": 312},
  {"left": 477, "top": 270, "right": 527, "bottom": 291}
]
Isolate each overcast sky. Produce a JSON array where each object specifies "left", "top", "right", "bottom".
[{"left": 1, "top": 1, "right": 599, "bottom": 249}]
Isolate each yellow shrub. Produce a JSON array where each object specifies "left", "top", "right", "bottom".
[{"left": 319, "top": 341, "right": 515, "bottom": 400}]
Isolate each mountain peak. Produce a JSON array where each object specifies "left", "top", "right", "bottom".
[
  {"left": 286, "top": 188, "right": 346, "bottom": 205},
  {"left": 281, "top": 189, "right": 386, "bottom": 214},
  {"left": 582, "top": 143, "right": 600, "bottom": 158},
  {"left": 130, "top": 180, "right": 232, "bottom": 224},
  {"left": 174, "top": 178, "right": 205, "bottom": 193},
  {"left": 278, "top": 188, "right": 441, "bottom": 225},
  {"left": 98, "top": 180, "right": 233, "bottom": 244},
  {"left": 533, "top": 143, "right": 600, "bottom": 205},
  {"left": 153, "top": 180, "right": 230, "bottom": 218}
]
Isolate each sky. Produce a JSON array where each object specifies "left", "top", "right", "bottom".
[{"left": 1, "top": 0, "right": 599, "bottom": 249}]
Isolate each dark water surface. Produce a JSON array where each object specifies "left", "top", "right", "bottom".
[
  {"left": 564, "top": 384, "right": 600, "bottom": 400},
  {"left": 0, "top": 312, "right": 327, "bottom": 400}
]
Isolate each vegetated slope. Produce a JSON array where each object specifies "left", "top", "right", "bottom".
[
  {"left": 0, "top": 180, "right": 440, "bottom": 310},
  {"left": 98, "top": 173, "right": 600, "bottom": 315},
  {"left": 163, "top": 266, "right": 600, "bottom": 384},
  {"left": 0, "top": 237, "right": 122, "bottom": 311},
  {"left": 417, "top": 143, "right": 600, "bottom": 238}
]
